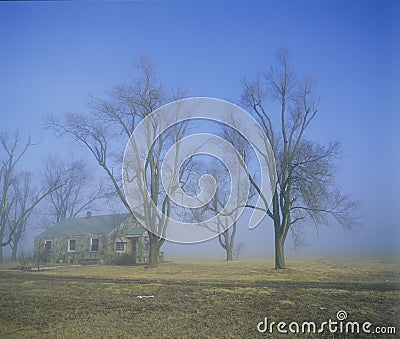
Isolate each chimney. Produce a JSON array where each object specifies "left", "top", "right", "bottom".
[{"left": 86, "top": 211, "right": 92, "bottom": 219}]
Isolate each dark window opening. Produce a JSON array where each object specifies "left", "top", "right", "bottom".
[
  {"left": 44, "top": 240, "right": 52, "bottom": 250},
  {"left": 91, "top": 238, "right": 99, "bottom": 251},
  {"left": 116, "top": 241, "right": 126, "bottom": 253},
  {"left": 68, "top": 239, "right": 76, "bottom": 252}
]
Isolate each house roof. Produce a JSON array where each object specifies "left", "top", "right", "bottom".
[
  {"left": 126, "top": 227, "right": 148, "bottom": 237},
  {"left": 36, "top": 213, "right": 142, "bottom": 238}
]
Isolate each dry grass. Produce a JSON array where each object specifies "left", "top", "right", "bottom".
[{"left": 0, "top": 257, "right": 399, "bottom": 338}]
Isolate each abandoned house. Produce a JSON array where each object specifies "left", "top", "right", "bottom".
[{"left": 34, "top": 212, "right": 156, "bottom": 264}]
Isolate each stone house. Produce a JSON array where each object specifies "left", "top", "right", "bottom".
[{"left": 34, "top": 212, "right": 154, "bottom": 264}]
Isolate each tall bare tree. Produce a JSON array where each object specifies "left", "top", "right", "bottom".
[
  {"left": 241, "top": 48, "right": 359, "bottom": 268},
  {"left": 184, "top": 151, "right": 249, "bottom": 261},
  {"left": 210, "top": 163, "right": 241, "bottom": 261},
  {"left": 8, "top": 172, "right": 33, "bottom": 261},
  {"left": 45, "top": 56, "right": 187, "bottom": 268},
  {"left": 217, "top": 125, "right": 253, "bottom": 261},
  {"left": 194, "top": 162, "right": 237, "bottom": 261},
  {"left": 0, "top": 131, "right": 63, "bottom": 262}
]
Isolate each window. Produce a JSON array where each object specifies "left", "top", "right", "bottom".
[
  {"left": 68, "top": 239, "right": 76, "bottom": 252},
  {"left": 44, "top": 240, "right": 52, "bottom": 250},
  {"left": 144, "top": 238, "right": 150, "bottom": 251},
  {"left": 90, "top": 238, "right": 99, "bottom": 252},
  {"left": 115, "top": 241, "right": 126, "bottom": 253}
]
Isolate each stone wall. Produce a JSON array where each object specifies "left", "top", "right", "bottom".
[{"left": 34, "top": 235, "right": 108, "bottom": 264}]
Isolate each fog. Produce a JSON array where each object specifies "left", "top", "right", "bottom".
[{"left": 1, "top": 1, "right": 398, "bottom": 261}]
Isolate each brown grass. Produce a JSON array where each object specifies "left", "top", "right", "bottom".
[{"left": 0, "top": 257, "right": 399, "bottom": 338}]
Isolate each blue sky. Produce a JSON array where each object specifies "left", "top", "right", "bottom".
[{"left": 0, "top": 1, "right": 398, "bottom": 257}]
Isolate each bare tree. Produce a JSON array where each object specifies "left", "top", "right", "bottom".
[
  {"left": 38, "top": 158, "right": 105, "bottom": 227},
  {"left": 8, "top": 173, "right": 34, "bottom": 261},
  {"left": 201, "top": 163, "right": 237, "bottom": 261},
  {"left": 178, "top": 120, "right": 254, "bottom": 261},
  {"left": 217, "top": 125, "right": 253, "bottom": 261},
  {"left": 212, "top": 164, "right": 239, "bottom": 261},
  {"left": 45, "top": 56, "right": 187, "bottom": 268},
  {"left": 241, "top": 48, "right": 359, "bottom": 269},
  {"left": 185, "top": 152, "right": 249, "bottom": 261},
  {"left": 0, "top": 131, "right": 63, "bottom": 262},
  {"left": 1, "top": 132, "right": 31, "bottom": 261}
]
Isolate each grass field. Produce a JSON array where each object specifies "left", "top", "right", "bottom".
[{"left": 0, "top": 257, "right": 399, "bottom": 338}]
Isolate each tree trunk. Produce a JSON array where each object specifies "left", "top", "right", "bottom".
[
  {"left": 226, "top": 243, "right": 233, "bottom": 261},
  {"left": 11, "top": 231, "right": 21, "bottom": 261},
  {"left": 220, "top": 223, "right": 236, "bottom": 261},
  {"left": 147, "top": 233, "right": 160, "bottom": 268},
  {"left": 0, "top": 227, "right": 4, "bottom": 262},
  {"left": 148, "top": 244, "right": 159, "bottom": 268},
  {"left": 274, "top": 232, "right": 285, "bottom": 269},
  {"left": 11, "top": 245, "right": 17, "bottom": 261}
]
